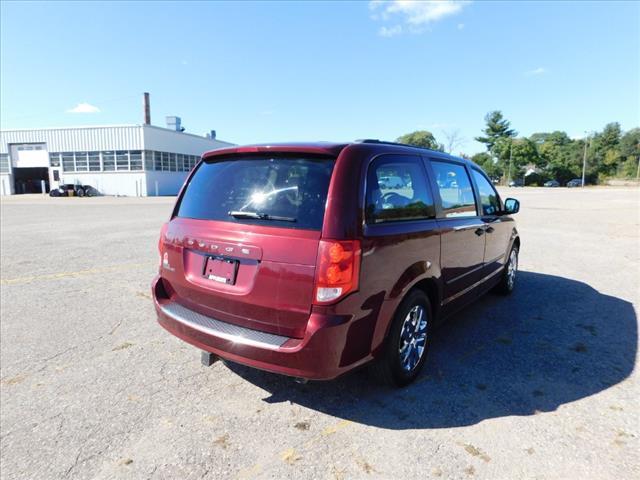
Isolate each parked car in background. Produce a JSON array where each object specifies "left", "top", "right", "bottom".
[
  {"left": 509, "top": 179, "right": 524, "bottom": 187},
  {"left": 152, "top": 140, "right": 521, "bottom": 387},
  {"left": 49, "top": 184, "right": 100, "bottom": 197},
  {"left": 544, "top": 180, "right": 560, "bottom": 187},
  {"left": 566, "top": 179, "right": 583, "bottom": 188}
]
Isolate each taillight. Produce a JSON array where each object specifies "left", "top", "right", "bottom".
[
  {"left": 314, "top": 239, "right": 361, "bottom": 304},
  {"left": 158, "top": 222, "right": 168, "bottom": 267}
]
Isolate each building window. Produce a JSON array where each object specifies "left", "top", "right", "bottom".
[
  {"left": 62, "top": 152, "right": 75, "bottom": 172},
  {"left": 103, "top": 151, "right": 115, "bottom": 171},
  {"left": 168, "top": 153, "right": 176, "bottom": 171},
  {"left": 161, "top": 152, "right": 168, "bottom": 171},
  {"left": 144, "top": 151, "right": 154, "bottom": 171},
  {"left": 176, "top": 154, "right": 184, "bottom": 172},
  {"left": 0, "top": 153, "right": 9, "bottom": 173},
  {"left": 49, "top": 152, "right": 61, "bottom": 167},
  {"left": 75, "top": 152, "right": 89, "bottom": 172},
  {"left": 153, "top": 151, "right": 161, "bottom": 171},
  {"left": 88, "top": 152, "right": 100, "bottom": 171},
  {"left": 130, "top": 150, "right": 142, "bottom": 170},
  {"left": 116, "top": 151, "right": 129, "bottom": 170}
]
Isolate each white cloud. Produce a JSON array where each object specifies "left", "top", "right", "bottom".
[
  {"left": 379, "top": 25, "right": 403, "bottom": 37},
  {"left": 66, "top": 102, "right": 101, "bottom": 114},
  {"left": 525, "top": 67, "right": 547, "bottom": 76},
  {"left": 371, "top": 1, "right": 470, "bottom": 35},
  {"left": 457, "top": 22, "right": 465, "bottom": 30}
]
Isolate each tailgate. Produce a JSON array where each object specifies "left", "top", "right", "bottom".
[{"left": 160, "top": 154, "right": 335, "bottom": 339}]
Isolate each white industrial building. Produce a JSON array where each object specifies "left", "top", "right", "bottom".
[{"left": 0, "top": 116, "right": 233, "bottom": 196}]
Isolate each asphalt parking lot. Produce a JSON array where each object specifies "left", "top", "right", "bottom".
[{"left": 1, "top": 187, "right": 638, "bottom": 480}]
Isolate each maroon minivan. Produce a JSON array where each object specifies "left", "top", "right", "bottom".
[{"left": 152, "top": 140, "right": 520, "bottom": 386}]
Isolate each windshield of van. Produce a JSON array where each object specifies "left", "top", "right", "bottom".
[{"left": 175, "top": 155, "right": 335, "bottom": 230}]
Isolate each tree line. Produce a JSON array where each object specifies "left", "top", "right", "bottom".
[{"left": 397, "top": 112, "right": 640, "bottom": 185}]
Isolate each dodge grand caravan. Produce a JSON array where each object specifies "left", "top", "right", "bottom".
[{"left": 152, "top": 140, "right": 520, "bottom": 386}]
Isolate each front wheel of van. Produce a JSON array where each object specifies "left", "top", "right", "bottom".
[
  {"left": 494, "top": 246, "right": 519, "bottom": 295},
  {"left": 370, "top": 290, "right": 432, "bottom": 387}
]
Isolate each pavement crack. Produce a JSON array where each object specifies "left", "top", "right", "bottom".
[{"left": 109, "top": 318, "right": 123, "bottom": 335}]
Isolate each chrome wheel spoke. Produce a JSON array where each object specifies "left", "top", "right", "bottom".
[
  {"left": 507, "top": 250, "right": 518, "bottom": 288},
  {"left": 398, "top": 305, "right": 429, "bottom": 372}
]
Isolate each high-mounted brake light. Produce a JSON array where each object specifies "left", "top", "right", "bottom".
[{"left": 314, "top": 239, "right": 361, "bottom": 304}]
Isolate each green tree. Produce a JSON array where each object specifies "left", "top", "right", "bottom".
[
  {"left": 619, "top": 128, "right": 640, "bottom": 178},
  {"left": 492, "top": 137, "right": 540, "bottom": 181},
  {"left": 396, "top": 131, "right": 443, "bottom": 151},
  {"left": 535, "top": 133, "right": 584, "bottom": 184},
  {"left": 620, "top": 156, "right": 639, "bottom": 179},
  {"left": 597, "top": 122, "right": 622, "bottom": 151},
  {"left": 620, "top": 128, "right": 640, "bottom": 157},
  {"left": 475, "top": 111, "right": 517, "bottom": 152},
  {"left": 590, "top": 122, "right": 622, "bottom": 177},
  {"left": 472, "top": 152, "right": 503, "bottom": 179}
]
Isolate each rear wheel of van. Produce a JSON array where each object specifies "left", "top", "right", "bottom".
[
  {"left": 494, "top": 245, "right": 519, "bottom": 295},
  {"left": 370, "top": 290, "right": 432, "bottom": 387}
]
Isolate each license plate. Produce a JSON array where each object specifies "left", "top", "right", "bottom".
[{"left": 203, "top": 257, "right": 239, "bottom": 285}]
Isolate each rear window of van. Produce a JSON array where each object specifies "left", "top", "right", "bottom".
[{"left": 175, "top": 155, "right": 335, "bottom": 230}]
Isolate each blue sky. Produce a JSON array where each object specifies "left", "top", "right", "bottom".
[{"left": 1, "top": 1, "right": 638, "bottom": 154}]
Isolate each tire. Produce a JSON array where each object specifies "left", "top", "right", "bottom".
[
  {"left": 494, "top": 245, "right": 519, "bottom": 295},
  {"left": 76, "top": 188, "right": 85, "bottom": 197},
  {"left": 370, "top": 289, "right": 433, "bottom": 387}
]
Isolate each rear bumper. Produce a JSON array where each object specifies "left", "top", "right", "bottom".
[{"left": 152, "top": 276, "right": 368, "bottom": 380}]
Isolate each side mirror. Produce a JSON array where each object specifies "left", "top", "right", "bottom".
[{"left": 503, "top": 198, "right": 520, "bottom": 215}]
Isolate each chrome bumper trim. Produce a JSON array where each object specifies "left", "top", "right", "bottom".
[{"left": 159, "top": 301, "right": 290, "bottom": 350}]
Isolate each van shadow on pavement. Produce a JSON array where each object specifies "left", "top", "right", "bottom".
[{"left": 225, "top": 271, "right": 637, "bottom": 429}]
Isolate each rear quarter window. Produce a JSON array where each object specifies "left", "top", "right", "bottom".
[
  {"left": 175, "top": 155, "right": 335, "bottom": 230},
  {"left": 365, "top": 155, "right": 436, "bottom": 224}
]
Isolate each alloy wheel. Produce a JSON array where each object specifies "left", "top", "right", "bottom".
[
  {"left": 507, "top": 249, "right": 518, "bottom": 289},
  {"left": 398, "top": 305, "right": 428, "bottom": 372}
]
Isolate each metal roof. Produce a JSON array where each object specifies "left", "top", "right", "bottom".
[{"left": 0, "top": 124, "right": 233, "bottom": 154}]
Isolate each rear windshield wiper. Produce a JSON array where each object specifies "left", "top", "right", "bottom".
[{"left": 228, "top": 211, "right": 296, "bottom": 222}]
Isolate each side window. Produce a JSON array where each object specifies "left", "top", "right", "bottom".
[
  {"left": 430, "top": 160, "right": 477, "bottom": 218},
  {"left": 365, "top": 155, "right": 436, "bottom": 224},
  {"left": 472, "top": 169, "right": 501, "bottom": 215}
]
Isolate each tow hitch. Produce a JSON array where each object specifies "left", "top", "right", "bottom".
[{"left": 201, "top": 351, "right": 219, "bottom": 367}]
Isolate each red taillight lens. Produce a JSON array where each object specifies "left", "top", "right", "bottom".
[
  {"left": 314, "top": 239, "right": 361, "bottom": 304},
  {"left": 158, "top": 222, "right": 168, "bottom": 267}
]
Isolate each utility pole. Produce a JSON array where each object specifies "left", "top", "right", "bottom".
[
  {"left": 507, "top": 140, "right": 513, "bottom": 185},
  {"left": 581, "top": 132, "right": 589, "bottom": 187},
  {"left": 637, "top": 142, "right": 640, "bottom": 183}
]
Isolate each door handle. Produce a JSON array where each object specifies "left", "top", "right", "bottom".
[
  {"left": 453, "top": 224, "right": 484, "bottom": 231},
  {"left": 474, "top": 228, "right": 485, "bottom": 236}
]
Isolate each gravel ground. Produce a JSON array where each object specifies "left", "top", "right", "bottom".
[{"left": 1, "top": 187, "right": 638, "bottom": 480}]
